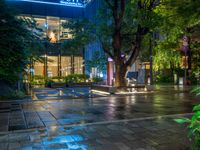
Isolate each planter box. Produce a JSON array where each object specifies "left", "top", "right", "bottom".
[
  {"left": 91, "top": 85, "right": 116, "bottom": 94},
  {"left": 145, "top": 85, "right": 154, "bottom": 91},
  {"left": 50, "top": 83, "right": 66, "bottom": 88}
]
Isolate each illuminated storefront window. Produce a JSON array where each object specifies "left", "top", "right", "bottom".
[
  {"left": 74, "top": 57, "right": 83, "bottom": 74},
  {"left": 24, "top": 15, "right": 84, "bottom": 77},
  {"left": 47, "top": 56, "right": 58, "bottom": 77},
  {"left": 34, "top": 61, "right": 44, "bottom": 76},
  {"left": 61, "top": 56, "right": 71, "bottom": 76},
  {"left": 47, "top": 17, "right": 60, "bottom": 43}
]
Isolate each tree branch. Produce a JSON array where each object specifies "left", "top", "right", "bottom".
[
  {"left": 125, "top": 45, "right": 138, "bottom": 66},
  {"left": 148, "top": 0, "right": 159, "bottom": 10},
  {"left": 98, "top": 36, "right": 114, "bottom": 59},
  {"left": 119, "top": 0, "right": 125, "bottom": 20},
  {"left": 102, "top": 44, "right": 114, "bottom": 59},
  {"left": 104, "top": 0, "right": 114, "bottom": 10}
]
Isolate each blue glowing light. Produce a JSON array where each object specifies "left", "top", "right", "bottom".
[
  {"left": 8, "top": 0, "right": 92, "bottom": 8},
  {"left": 44, "top": 22, "right": 48, "bottom": 29}
]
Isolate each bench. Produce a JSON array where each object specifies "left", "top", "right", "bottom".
[
  {"left": 117, "top": 85, "right": 146, "bottom": 92},
  {"left": 50, "top": 83, "right": 66, "bottom": 88},
  {"left": 91, "top": 85, "right": 116, "bottom": 94}
]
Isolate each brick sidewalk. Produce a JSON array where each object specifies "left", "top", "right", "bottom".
[{"left": 0, "top": 116, "right": 191, "bottom": 150}]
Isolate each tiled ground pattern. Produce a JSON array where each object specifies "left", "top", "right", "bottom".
[{"left": 0, "top": 117, "right": 192, "bottom": 150}]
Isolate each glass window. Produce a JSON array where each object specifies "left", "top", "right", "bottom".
[
  {"left": 34, "top": 16, "right": 47, "bottom": 39},
  {"left": 60, "top": 19, "right": 73, "bottom": 40},
  {"left": 47, "top": 16, "right": 60, "bottom": 43},
  {"left": 74, "top": 56, "right": 83, "bottom": 74},
  {"left": 34, "top": 61, "right": 44, "bottom": 76},
  {"left": 47, "top": 56, "right": 58, "bottom": 77},
  {"left": 61, "top": 56, "right": 71, "bottom": 76}
]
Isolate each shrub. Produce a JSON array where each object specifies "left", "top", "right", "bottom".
[
  {"left": 92, "top": 77, "right": 103, "bottom": 83},
  {"left": 0, "top": 90, "right": 25, "bottom": 100},
  {"left": 155, "top": 74, "right": 173, "bottom": 83},
  {"left": 51, "top": 76, "right": 65, "bottom": 82},
  {"left": 191, "top": 86, "right": 200, "bottom": 95},
  {"left": 64, "top": 74, "right": 89, "bottom": 84},
  {"left": 175, "top": 86, "right": 200, "bottom": 149}
]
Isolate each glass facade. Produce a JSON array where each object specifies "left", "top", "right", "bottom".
[
  {"left": 8, "top": 0, "right": 105, "bottom": 78},
  {"left": 23, "top": 15, "right": 83, "bottom": 77}
]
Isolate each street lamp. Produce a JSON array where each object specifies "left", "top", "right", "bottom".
[{"left": 182, "top": 35, "right": 189, "bottom": 85}]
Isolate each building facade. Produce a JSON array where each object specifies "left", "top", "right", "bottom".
[
  {"left": 7, "top": 0, "right": 141, "bottom": 84},
  {"left": 6, "top": 0, "right": 96, "bottom": 78}
]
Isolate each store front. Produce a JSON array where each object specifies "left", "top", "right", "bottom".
[{"left": 22, "top": 15, "right": 84, "bottom": 77}]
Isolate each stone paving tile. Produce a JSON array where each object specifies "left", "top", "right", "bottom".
[
  {"left": 8, "top": 142, "right": 21, "bottom": 150},
  {"left": 0, "top": 116, "right": 193, "bottom": 150},
  {"left": 0, "top": 86, "right": 198, "bottom": 149},
  {"left": 0, "top": 126, "right": 8, "bottom": 132},
  {"left": 0, "top": 143, "right": 8, "bottom": 150}
]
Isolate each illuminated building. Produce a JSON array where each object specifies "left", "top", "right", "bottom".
[{"left": 6, "top": 0, "right": 103, "bottom": 78}]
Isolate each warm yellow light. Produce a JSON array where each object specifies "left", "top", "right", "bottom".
[{"left": 49, "top": 32, "right": 56, "bottom": 43}]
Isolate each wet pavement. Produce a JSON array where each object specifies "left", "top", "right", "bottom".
[
  {"left": 0, "top": 85, "right": 199, "bottom": 149},
  {"left": 0, "top": 116, "right": 192, "bottom": 150},
  {"left": 32, "top": 87, "right": 108, "bottom": 100}
]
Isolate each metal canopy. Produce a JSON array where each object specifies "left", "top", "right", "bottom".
[{"left": 7, "top": 0, "right": 92, "bottom": 8}]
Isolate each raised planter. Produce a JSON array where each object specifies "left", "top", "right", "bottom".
[
  {"left": 145, "top": 85, "right": 154, "bottom": 91},
  {"left": 117, "top": 85, "right": 146, "bottom": 92},
  {"left": 91, "top": 85, "right": 116, "bottom": 94},
  {"left": 68, "top": 82, "right": 92, "bottom": 87},
  {"left": 50, "top": 82, "right": 66, "bottom": 88}
]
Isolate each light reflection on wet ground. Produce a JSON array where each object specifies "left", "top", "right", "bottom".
[
  {"left": 0, "top": 116, "right": 192, "bottom": 150},
  {"left": 0, "top": 85, "right": 199, "bottom": 132},
  {"left": 32, "top": 87, "right": 108, "bottom": 100},
  {"left": 0, "top": 85, "right": 198, "bottom": 149}
]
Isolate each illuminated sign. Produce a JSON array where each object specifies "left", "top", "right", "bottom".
[
  {"left": 60, "top": 0, "right": 91, "bottom": 7},
  {"left": 8, "top": 0, "right": 92, "bottom": 7}
]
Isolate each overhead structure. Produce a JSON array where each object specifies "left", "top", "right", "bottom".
[{"left": 7, "top": 0, "right": 92, "bottom": 7}]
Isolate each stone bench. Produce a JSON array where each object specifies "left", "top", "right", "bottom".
[
  {"left": 91, "top": 85, "right": 117, "bottom": 94},
  {"left": 50, "top": 83, "right": 66, "bottom": 88},
  {"left": 117, "top": 85, "right": 146, "bottom": 92}
]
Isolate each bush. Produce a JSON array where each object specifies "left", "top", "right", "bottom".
[
  {"left": 33, "top": 75, "right": 44, "bottom": 80},
  {"left": 92, "top": 77, "right": 103, "bottom": 83},
  {"left": 155, "top": 74, "right": 173, "bottom": 83},
  {"left": 0, "top": 90, "right": 25, "bottom": 100},
  {"left": 191, "top": 86, "right": 200, "bottom": 96},
  {"left": 51, "top": 76, "right": 65, "bottom": 82},
  {"left": 188, "top": 75, "right": 198, "bottom": 85},
  {"left": 45, "top": 79, "right": 54, "bottom": 87},
  {"left": 175, "top": 86, "right": 200, "bottom": 149},
  {"left": 64, "top": 74, "right": 89, "bottom": 84}
]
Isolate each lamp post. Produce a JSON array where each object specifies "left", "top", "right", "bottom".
[
  {"left": 182, "top": 36, "right": 189, "bottom": 85},
  {"left": 149, "top": 33, "right": 153, "bottom": 85}
]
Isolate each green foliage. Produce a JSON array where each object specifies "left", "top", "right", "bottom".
[
  {"left": 64, "top": 74, "right": 89, "bottom": 84},
  {"left": 0, "top": 90, "right": 25, "bottom": 100},
  {"left": 92, "top": 77, "right": 103, "bottom": 83},
  {"left": 153, "top": 0, "right": 200, "bottom": 76},
  {"left": 153, "top": 42, "right": 181, "bottom": 71},
  {"left": 155, "top": 74, "right": 173, "bottom": 83},
  {"left": 62, "top": 19, "right": 94, "bottom": 55},
  {"left": 30, "top": 76, "right": 46, "bottom": 86},
  {"left": 85, "top": 51, "right": 107, "bottom": 73},
  {"left": 0, "top": 0, "right": 39, "bottom": 84},
  {"left": 191, "top": 86, "right": 200, "bottom": 96},
  {"left": 190, "top": 41, "right": 200, "bottom": 76},
  {"left": 175, "top": 87, "right": 200, "bottom": 149}
]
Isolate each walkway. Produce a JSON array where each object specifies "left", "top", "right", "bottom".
[{"left": 0, "top": 85, "right": 199, "bottom": 149}]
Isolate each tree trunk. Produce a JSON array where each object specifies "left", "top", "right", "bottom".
[{"left": 114, "top": 60, "right": 127, "bottom": 87}]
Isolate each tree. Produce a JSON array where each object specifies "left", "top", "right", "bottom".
[
  {"left": 85, "top": 51, "right": 107, "bottom": 76},
  {"left": 64, "top": 0, "right": 161, "bottom": 87},
  {"left": 153, "top": 0, "right": 200, "bottom": 79},
  {"left": 0, "top": 0, "right": 38, "bottom": 92}
]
